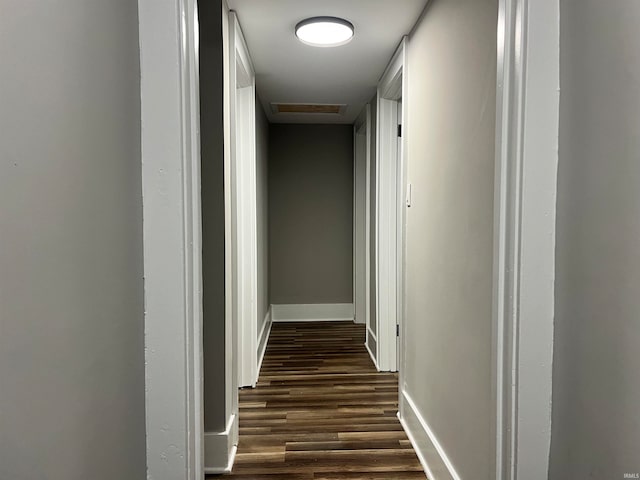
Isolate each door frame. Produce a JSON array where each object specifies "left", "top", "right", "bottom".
[
  {"left": 229, "top": 11, "right": 259, "bottom": 389},
  {"left": 139, "top": 0, "right": 203, "bottom": 478},
  {"left": 376, "top": 38, "right": 407, "bottom": 373},
  {"left": 492, "top": 0, "right": 559, "bottom": 478},
  {"left": 354, "top": 105, "right": 373, "bottom": 358},
  {"left": 138, "top": 0, "right": 559, "bottom": 477}
]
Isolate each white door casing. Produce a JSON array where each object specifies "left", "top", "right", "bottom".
[
  {"left": 376, "top": 38, "right": 407, "bottom": 373},
  {"left": 492, "top": 0, "right": 558, "bottom": 478},
  {"left": 395, "top": 98, "right": 403, "bottom": 370},
  {"left": 229, "top": 11, "right": 259, "bottom": 389},
  {"left": 355, "top": 105, "right": 376, "bottom": 366},
  {"left": 139, "top": 0, "right": 204, "bottom": 477},
  {"left": 354, "top": 108, "right": 369, "bottom": 328}
]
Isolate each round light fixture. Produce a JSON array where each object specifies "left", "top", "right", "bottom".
[{"left": 295, "top": 17, "right": 354, "bottom": 48}]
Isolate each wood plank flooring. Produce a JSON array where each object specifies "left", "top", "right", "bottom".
[{"left": 208, "top": 321, "right": 426, "bottom": 480}]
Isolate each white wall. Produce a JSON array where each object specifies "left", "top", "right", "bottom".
[
  {"left": 550, "top": 1, "right": 640, "bottom": 478},
  {"left": 402, "top": 0, "right": 497, "bottom": 478},
  {"left": 0, "top": 0, "right": 146, "bottom": 478}
]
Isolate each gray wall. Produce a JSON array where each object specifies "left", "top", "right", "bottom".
[
  {"left": 0, "top": 1, "right": 146, "bottom": 479},
  {"left": 256, "top": 100, "right": 270, "bottom": 332},
  {"left": 199, "top": 0, "right": 228, "bottom": 433},
  {"left": 550, "top": 2, "right": 640, "bottom": 478},
  {"left": 403, "top": 0, "right": 497, "bottom": 478},
  {"left": 269, "top": 124, "right": 354, "bottom": 305}
]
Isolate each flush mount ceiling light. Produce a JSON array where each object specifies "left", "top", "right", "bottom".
[{"left": 295, "top": 17, "right": 354, "bottom": 48}]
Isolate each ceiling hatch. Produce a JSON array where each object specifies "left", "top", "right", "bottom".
[{"left": 271, "top": 103, "right": 347, "bottom": 115}]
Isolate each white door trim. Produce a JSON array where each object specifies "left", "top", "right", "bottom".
[
  {"left": 376, "top": 38, "right": 407, "bottom": 373},
  {"left": 139, "top": 0, "right": 204, "bottom": 478},
  {"left": 355, "top": 105, "right": 375, "bottom": 363},
  {"left": 364, "top": 105, "right": 374, "bottom": 364},
  {"left": 354, "top": 105, "right": 371, "bottom": 331},
  {"left": 493, "top": 0, "right": 559, "bottom": 478},
  {"left": 229, "top": 11, "right": 259, "bottom": 389}
]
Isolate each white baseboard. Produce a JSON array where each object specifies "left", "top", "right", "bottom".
[
  {"left": 257, "top": 307, "right": 272, "bottom": 377},
  {"left": 399, "top": 390, "right": 460, "bottom": 480},
  {"left": 204, "top": 414, "right": 238, "bottom": 474},
  {"left": 365, "top": 338, "right": 379, "bottom": 371},
  {"left": 271, "top": 303, "right": 354, "bottom": 322}
]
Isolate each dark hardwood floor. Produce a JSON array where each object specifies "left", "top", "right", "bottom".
[{"left": 208, "top": 321, "right": 426, "bottom": 480}]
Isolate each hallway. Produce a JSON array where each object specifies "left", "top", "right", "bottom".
[{"left": 210, "top": 322, "right": 425, "bottom": 479}]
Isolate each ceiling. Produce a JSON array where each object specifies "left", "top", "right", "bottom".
[{"left": 226, "top": 0, "right": 429, "bottom": 124}]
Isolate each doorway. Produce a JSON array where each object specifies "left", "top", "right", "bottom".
[
  {"left": 376, "top": 40, "right": 407, "bottom": 373},
  {"left": 139, "top": 0, "right": 559, "bottom": 478}
]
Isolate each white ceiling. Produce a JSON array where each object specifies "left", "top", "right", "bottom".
[{"left": 226, "top": 0, "right": 429, "bottom": 124}]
